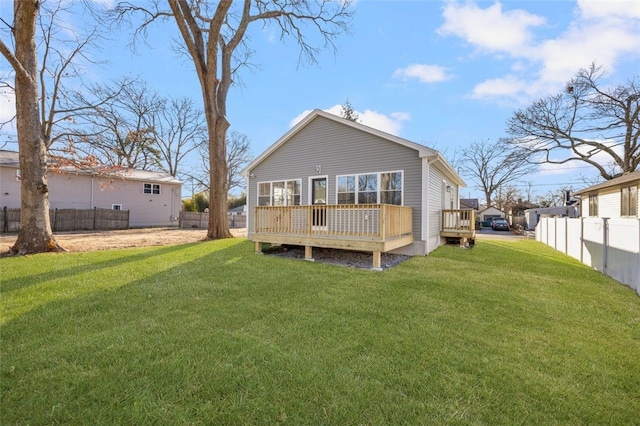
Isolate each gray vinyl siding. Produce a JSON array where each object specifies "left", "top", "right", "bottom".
[
  {"left": 428, "top": 165, "right": 443, "bottom": 250},
  {"left": 247, "top": 115, "right": 424, "bottom": 239}
]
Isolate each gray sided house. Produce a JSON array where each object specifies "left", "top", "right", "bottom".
[
  {"left": 0, "top": 150, "right": 182, "bottom": 228},
  {"left": 241, "top": 109, "right": 469, "bottom": 267}
]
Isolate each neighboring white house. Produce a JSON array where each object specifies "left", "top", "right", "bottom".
[
  {"left": 241, "top": 109, "right": 467, "bottom": 261},
  {"left": 575, "top": 171, "right": 639, "bottom": 219},
  {"left": 0, "top": 150, "right": 182, "bottom": 228}
]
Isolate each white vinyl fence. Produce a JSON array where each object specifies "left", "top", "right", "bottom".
[{"left": 537, "top": 217, "right": 640, "bottom": 296}]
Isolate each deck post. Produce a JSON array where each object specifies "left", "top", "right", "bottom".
[
  {"left": 305, "top": 245, "right": 314, "bottom": 262},
  {"left": 255, "top": 241, "right": 263, "bottom": 254},
  {"left": 372, "top": 251, "right": 382, "bottom": 271}
]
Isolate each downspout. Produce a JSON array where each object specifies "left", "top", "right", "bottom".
[{"left": 91, "top": 175, "right": 95, "bottom": 209}]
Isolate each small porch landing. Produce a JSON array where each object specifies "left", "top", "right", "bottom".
[{"left": 441, "top": 209, "right": 476, "bottom": 246}]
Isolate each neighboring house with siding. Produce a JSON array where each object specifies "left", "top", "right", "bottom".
[
  {"left": 0, "top": 150, "right": 182, "bottom": 228},
  {"left": 575, "top": 170, "right": 639, "bottom": 218},
  {"left": 241, "top": 109, "right": 467, "bottom": 262}
]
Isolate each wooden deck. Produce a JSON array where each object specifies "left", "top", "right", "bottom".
[
  {"left": 441, "top": 209, "right": 476, "bottom": 245},
  {"left": 252, "top": 204, "right": 413, "bottom": 270}
]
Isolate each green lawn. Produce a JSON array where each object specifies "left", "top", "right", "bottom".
[{"left": 1, "top": 238, "right": 639, "bottom": 424}]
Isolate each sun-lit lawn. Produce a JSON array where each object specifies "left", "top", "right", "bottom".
[{"left": 1, "top": 238, "right": 639, "bottom": 424}]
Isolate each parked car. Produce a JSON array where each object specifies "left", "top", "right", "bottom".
[{"left": 491, "top": 218, "right": 510, "bottom": 231}]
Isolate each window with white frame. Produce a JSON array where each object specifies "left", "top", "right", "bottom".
[
  {"left": 143, "top": 183, "right": 160, "bottom": 195},
  {"left": 621, "top": 185, "right": 638, "bottom": 217},
  {"left": 337, "top": 171, "right": 403, "bottom": 205},
  {"left": 112, "top": 204, "right": 122, "bottom": 211},
  {"left": 258, "top": 179, "right": 301, "bottom": 206},
  {"left": 589, "top": 194, "right": 598, "bottom": 216}
]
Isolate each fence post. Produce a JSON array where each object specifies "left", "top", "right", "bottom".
[
  {"left": 2, "top": 206, "right": 6, "bottom": 233},
  {"left": 580, "top": 217, "right": 584, "bottom": 263},
  {"left": 564, "top": 217, "right": 568, "bottom": 255},
  {"left": 53, "top": 208, "right": 57, "bottom": 232},
  {"left": 603, "top": 217, "right": 608, "bottom": 275},
  {"left": 93, "top": 207, "right": 97, "bottom": 230}
]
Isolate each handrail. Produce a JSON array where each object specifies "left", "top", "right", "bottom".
[
  {"left": 254, "top": 204, "right": 413, "bottom": 241},
  {"left": 441, "top": 209, "right": 475, "bottom": 231}
]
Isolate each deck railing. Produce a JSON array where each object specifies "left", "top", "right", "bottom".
[
  {"left": 441, "top": 209, "right": 475, "bottom": 232},
  {"left": 254, "top": 204, "right": 413, "bottom": 242}
]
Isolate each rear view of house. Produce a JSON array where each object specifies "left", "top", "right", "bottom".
[{"left": 241, "top": 110, "right": 471, "bottom": 268}]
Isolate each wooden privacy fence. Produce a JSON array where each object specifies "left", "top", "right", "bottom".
[
  {"left": 180, "top": 211, "right": 247, "bottom": 229},
  {"left": 1, "top": 207, "right": 129, "bottom": 233}
]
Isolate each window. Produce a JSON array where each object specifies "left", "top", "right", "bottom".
[
  {"left": 589, "top": 194, "right": 599, "bottom": 217},
  {"left": 112, "top": 204, "right": 122, "bottom": 211},
  {"left": 15, "top": 170, "right": 21, "bottom": 182},
  {"left": 257, "top": 179, "right": 301, "bottom": 206},
  {"left": 337, "top": 171, "right": 403, "bottom": 205},
  {"left": 621, "top": 185, "right": 638, "bottom": 217},
  {"left": 381, "top": 172, "right": 402, "bottom": 205},
  {"left": 337, "top": 176, "right": 356, "bottom": 204},
  {"left": 144, "top": 183, "right": 160, "bottom": 195}
]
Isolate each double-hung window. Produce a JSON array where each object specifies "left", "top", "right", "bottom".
[
  {"left": 621, "top": 185, "right": 638, "bottom": 217},
  {"left": 258, "top": 179, "right": 301, "bottom": 206},
  {"left": 588, "top": 194, "right": 598, "bottom": 217},
  {"left": 144, "top": 183, "right": 160, "bottom": 195},
  {"left": 337, "top": 171, "right": 403, "bottom": 205}
]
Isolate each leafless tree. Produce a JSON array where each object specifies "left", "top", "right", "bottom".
[
  {"left": 0, "top": 0, "right": 113, "bottom": 254},
  {"left": 506, "top": 63, "right": 640, "bottom": 181},
  {"left": 458, "top": 140, "right": 537, "bottom": 208},
  {"left": 112, "top": 0, "right": 353, "bottom": 240},
  {"left": 492, "top": 184, "right": 522, "bottom": 212},
  {"left": 74, "top": 80, "right": 163, "bottom": 170},
  {"left": 153, "top": 97, "right": 207, "bottom": 177},
  {"left": 193, "top": 130, "right": 253, "bottom": 195}
]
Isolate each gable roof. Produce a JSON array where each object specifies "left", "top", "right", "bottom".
[
  {"left": 241, "top": 109, "right": 465, "bottom": 187},
  {"left": 574, "top": 170, "right": 640, "bottom": 195},
  {"left": 0, "top": 150, "right": 181, "bottom": 184}
]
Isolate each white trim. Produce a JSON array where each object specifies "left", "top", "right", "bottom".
[
  {"left": 335, "top": 170, "right": 404, "bottom": 206},
  {"left": 112, "top": 204, "right": 123, "bottom": 211},
  {"left": 308, "top": 175, "right": 329, "bottom": 205},
  {"left": 143, "top": 183, "right": 161, "bottom": 195},
  {"left": 257, "top": 178, "right": 302, "bottom": 206}
]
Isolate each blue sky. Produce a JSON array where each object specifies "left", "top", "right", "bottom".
[{"left": 2, "top": 0, "right": 640, "bottom": 201}]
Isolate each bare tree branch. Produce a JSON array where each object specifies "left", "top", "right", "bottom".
[{"left": 506, "top": 63, "right": 640, "bottom": 180}]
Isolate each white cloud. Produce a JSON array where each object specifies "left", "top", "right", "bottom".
[
  {"left": 393, "top": 64, "right": 452, "bottom": 83},
  {"left": 290, "top": 106, "right": 410, "bottom": 136},
  {"left": 438, "top": 1, "right": 545, "bottom": 54},
  {"left": 471, "top": 75, "right": 529, "bottom": 100},
  {"left": 441, "top": 1, "right": 640, "bottom": 103},
  {"left": 577, "top": 0, "right": 640, "bottom": 19}
]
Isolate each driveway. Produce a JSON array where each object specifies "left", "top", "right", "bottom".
[{"left": 475, "top": 228, "right": 533, "bottom": 241}]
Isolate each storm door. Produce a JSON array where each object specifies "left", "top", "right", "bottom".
[{"left": 311, "top": 177, "right": 327, "bottom": 228}]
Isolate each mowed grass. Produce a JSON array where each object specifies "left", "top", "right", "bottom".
[{"left": 1, "top": 238, "right": 639, "bottom": 424}]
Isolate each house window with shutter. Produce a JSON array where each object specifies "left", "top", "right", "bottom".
[{"left": 621, "top": 185, "right": 638, "bottom": 217}]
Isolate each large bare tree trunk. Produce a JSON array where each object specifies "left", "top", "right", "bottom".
[
  {"left": 207, "top": 114, "right": 232, "bottom": 239},
  {"left": 10, "top": 0, "right": 62, "bottom": 254}
]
